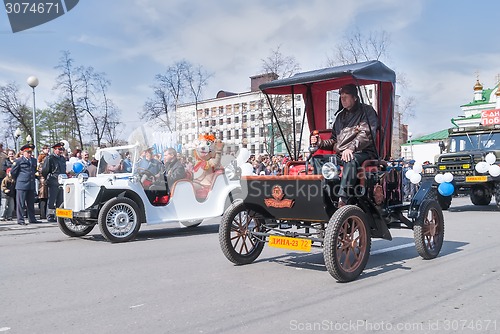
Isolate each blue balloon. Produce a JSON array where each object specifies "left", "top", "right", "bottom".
[
  {"left": 73, "top": 161, "right": 84, "bottom": 174},
  {"left": 438, "top": 182, "right": 454, "bottom": 197}
]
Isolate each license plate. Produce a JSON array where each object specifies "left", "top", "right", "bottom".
[
  {"left": 56, "top": 208, "right": 73, "bottom": 219},
  {"left": 268, "top": 235, "right": 312, "bottom": 252},
  {"left": 466, "top": 176, "right": 488, "bottom": 182}
]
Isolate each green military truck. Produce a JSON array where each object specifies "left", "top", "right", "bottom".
[{"left": 435, "top": 124, "right": 500, "bottom": 209}]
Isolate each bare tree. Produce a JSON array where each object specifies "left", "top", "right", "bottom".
[
  {"left": 184, "top": 64, "right": 212, "bottom": 136},
  {"left": 143, "top": 60, "right": 192, "bottom": 132},
  {"left": 0, "top": 82, "right": 34, "bottom": 145},
  {"left": 260, "top": 45, "right": 301, "bottom": 156},
  {"left": 54, "top": 51, "right": 85, "bottom": 149}
]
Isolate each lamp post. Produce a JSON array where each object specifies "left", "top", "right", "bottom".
[
  {"left": 27, "top": 76, "right": 39, "bottom": 156},
  {"left": 14, "top": 127, "right": 21, "bottom": 152},
  {"left": 408, "top": 131, "right": 413, "bottom": 159}
]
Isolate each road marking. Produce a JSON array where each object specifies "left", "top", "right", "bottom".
[
  {"left": 0, "top": 327, "right": 11, "bottom": 332},
  {"left": 370, "top": 242, "right": 415, "bottom": 255},
  {"left": 130, "top": 304, "right": 145, "bottom": 309}
]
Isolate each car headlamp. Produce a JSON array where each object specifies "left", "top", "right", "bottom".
[
  {"left": 77, "top": 173, "right": 89, "bottom": 184},
  {"left": 321, "top": 162, "right": 339, "bottom": 180},
  {"left": 58, "top": 173, "right": 68, "bottom": 184}
]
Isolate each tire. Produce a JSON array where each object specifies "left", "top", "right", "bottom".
[
  {"left": 437, "top": 193, "right": 452, "bottom": 210},
  {"left": 470, "top": 185, "right": 492, "bottom": 206},
  {"left": 98, "top": 197, "right": 142, "bottom": 243},
  {"left": 414, "top": 199, "right": 444, "bottom": 259},
  {"left": 57, "top": 215, "right": 95, "bottom": 237},
  {"left": 495, "top": 182, "right": 500, "bottom": 209},
  {"left": 219, "top": 199, "right": 265, "bottom": 265},
  {"left": 324, "top": 205, "right": 371, "bottom": 282}
]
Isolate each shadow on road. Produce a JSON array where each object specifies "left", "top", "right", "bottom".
[
  {"left": 448, "top": 203, "right": 499, "bottom": 212},
  {"left": 257, "top": 237, "right": 468, "bottom": 280}
]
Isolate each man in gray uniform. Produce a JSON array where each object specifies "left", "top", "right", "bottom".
[{"left": 10, "top": 144, "right": 40, "bottom": 225}]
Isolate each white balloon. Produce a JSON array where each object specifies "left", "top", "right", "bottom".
[
  {"left": 443, "top": 172, "right": 454, "bottom": 183},
  {"left": 405, "top": 169, "right": 415, "bottom": 179},
  {"left": 69, "top": 156, "right": 78, "bottom": 163},
  {"left": 434, "top": 173, "right": 445, "bottom": 184},
  {"left": 236, "top": 147, "right": 250, "bottom": 166},
  {"left": 103, "top": 150, "right": 121, "bottom": 165},
  {"left": 410, "top": 173, "right": 422, "bottom": 184},
  {"left": 412, "top": 163, "right": 423, "bottom": 174},
  {"left": 485, "top": 153, "right": 497, "bottom": 165},
  {"left": 489, "top": 164, "right": 500, "bottom": 177},
  {"left": 475, "top": 161, "right": 489, "bottom": 174},
  {"left": 65, "top": 161, "right": 73, "bottom": 173},
  {"left": 240, "top": 162, "right": 254, "bottom": 176}
]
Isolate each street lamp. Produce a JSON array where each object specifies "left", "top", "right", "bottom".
[
  {"left": 26, "top": 135, "right": 32, "bottom": 143},
  {"left": 27, "top": 75, "right": 39, "bottom": 156},
  {"left": 14, "top": 127, "right": 21, "bottom": 152},
  {"left": 408, "top": 131, "right": 413, "bottom": 159}
]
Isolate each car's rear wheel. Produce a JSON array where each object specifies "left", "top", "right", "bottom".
[
  {"left": 414, "top": 199, "right": 444, "bottom": 259},
  {"left": 219, "top": 199, "right": 265, "bottom": 265},
  {"left": 324, "top": 205, "right": 371, "bottom": 282},
  {"left": 98, "top": 197, "right": 141, "bottom": 243}
]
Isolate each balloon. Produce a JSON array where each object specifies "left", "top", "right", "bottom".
[
  {"left": 443, "top": 172, "right": 454, "bottom": 183},
  {"left": 69, "top": 156, "right": 78, "bottom": 163},
  {"left": 489, "top": 164, "right": 500, "bottom": 177},
  {"left": 240, "top": 162, "right": 254, "bottom": 176},
  {"left": 412, "top": 163, "right": 423, "bottom": 174},
  {"left": 438, "top": 182, "right": 454, "bottom": 197},
  {"left": 94, "top": 149, "right": 101, "bottom": 160},
  {"left": 72, "top": 161, "right": 84, "bottom": 174},
  {"left": 475, "top": 161, "right": 489, "bottom": 174},
  {"left": 405, "top": 169, "right": 415, "bottom": 179},
  {"left": 434, "top": 173, "right": 445, "bottom": 184},
  {"left": 65, "top": 161, "right": 73, "bottom": 173},
  {"left": 236, "top": 147, "right": 250, "bottom": 166},
  {"left": 410, "top": 173, "right": 422, "bottom": 184},
  {"left": 485, "top": 153, "right": 497, "bottom": 165},
  {"left": 103, "top": 150, "right": 121, "bottom": 165}
]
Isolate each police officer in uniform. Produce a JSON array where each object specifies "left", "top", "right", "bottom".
[
  {"left": 42, "top": 142, "right": 67, "bottom": 222},
  {"left": 10, "top": 144, "right": 40, "bottom": 225}
]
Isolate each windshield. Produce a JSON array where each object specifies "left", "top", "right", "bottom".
[
  {"left": 96, "top": 145, "right": 138, "bottom": 175},
  {"left": 449, "top": 132, "right": 500, "bottom": 152}
]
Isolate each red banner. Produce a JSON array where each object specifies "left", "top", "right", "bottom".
[{"left": 481, "top": 109, "right": 500, "bottom": 126}]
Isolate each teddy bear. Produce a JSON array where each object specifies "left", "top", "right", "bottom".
[{"left": 192, "top": 133, "right": 224, "bottom": 190}]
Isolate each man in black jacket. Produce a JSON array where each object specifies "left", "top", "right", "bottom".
[
  {"left": 10, "top": 144, "right": 40, "bottom": 225},
  {"left": 163, "top": 148, "right": 186, "bottom": 189},
  {"left": 311, "top": 84, "right": 378, "bottom": 207},
  {"left": 42, "top": 142, "right": 67, "bottom": 222}
]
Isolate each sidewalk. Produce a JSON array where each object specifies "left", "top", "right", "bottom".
[{"left": 0, "top": 218, "right": 57, "bottom": 231}]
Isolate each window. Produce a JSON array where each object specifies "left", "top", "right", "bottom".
[
  {"left": 219, "top": 131, "right": 223, "bottom": 140},
  {"left": 250, "top": 114, "right": 255, "bottom": 121},
  {"left": 235, "top": 129, "right": 239, "bottom": 139},
  {"left": 219, "top": 106, "right": 224, "bottom": 114},
  {"left": 211, "top": 120, "right": 216, "bottom": 126},
  {"left": 204, "top": 109, "right": 209, "bottom": 116},
  {"left": 227, "top": 117, "right": 231, "bottom": 124},
  {"left": 296, "top": 108, "right": 301, "bottom": 116},
  {"left": 259, "top": 127, "right": 264, "bottom": 137},
  {"left": 219, "top": 119, "right": 223, "bottom": 125},
  {"left": 242, "top": 115, "right": 247, "bottom": 123},
  {"left": 235, "top": 116, "right": 239, "bottom": 123},
  {"left": 205, "top": 120, "right": 209, "bottom": 127},
  {"left": 250, "top": 128, "right": 255, "bottom": 138},
  {"left": 227, "top": 130, "right": 232, "bottom": 140}
]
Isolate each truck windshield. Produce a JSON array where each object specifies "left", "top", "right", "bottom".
[{"left": 449, "top": 132, "right": 500, "bottom": 152}]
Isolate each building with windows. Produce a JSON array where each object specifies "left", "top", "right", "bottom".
[{"left": 175, "top": 74, "right": 313, "bottom": 156}]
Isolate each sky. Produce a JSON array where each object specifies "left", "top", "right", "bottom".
[{"left": 1, "top": 0, "right": 500, "bottom": 144}]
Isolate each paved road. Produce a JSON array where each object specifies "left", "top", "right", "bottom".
[{"left": 1, "top": 197, "right": 499, "bottom": 334}]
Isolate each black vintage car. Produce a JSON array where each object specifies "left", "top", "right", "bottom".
[{"left": 218, "top": 60, "right": 444, "bottom": 282}]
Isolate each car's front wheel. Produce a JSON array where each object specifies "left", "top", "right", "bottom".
[
  {"left": 98, "top": 197, "right": 142, "bottom": 243},
  {"left": 57, "top": 215, "right": 95, "bottom": 237}
]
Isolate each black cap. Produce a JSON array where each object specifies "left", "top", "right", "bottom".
[
  {"left": 52, "top": 142, "right": 65, "bottom": 149},
  {"left": 339, "top": 84, "right": 358, "bottom": 97},
  {"left": 20, "top": 143, "right": 35, "bottom": 152}
]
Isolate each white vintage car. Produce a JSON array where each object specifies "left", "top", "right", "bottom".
[{"left": 56, "top": 144, "right": 245, "bottom": 242}]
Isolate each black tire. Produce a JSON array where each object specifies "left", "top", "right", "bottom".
[
  {"left": 495, "top": 182, "right": 500, "bottom": 209},
  {"left": 414, "top": 199, "right": 444, "bottom": 259},
  {"left": 437, "top": 193, "right": 452, "bottom": 210},
  {"left": 470, "top": 185, "right": 492, "bottom": 206},
  {"left": 219, "top": 199, "right": 265, "bottom": 265},
  {"left": 98, "top": 197, "right": 142, "bottom": 243},
  {"left": 57, "top": 215, "right": 95, "bottom": 237},
  {"left": 324, "top": 205, "right": 371, "bottom": 282}
]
